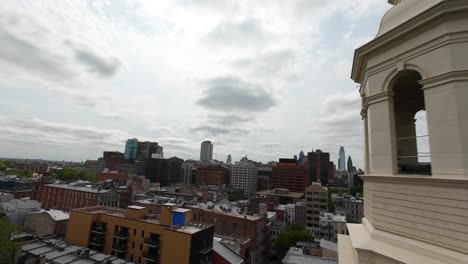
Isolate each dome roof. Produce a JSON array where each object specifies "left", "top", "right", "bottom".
[{"left": 376, "top": 0, "right": 444, "bottom": 37}]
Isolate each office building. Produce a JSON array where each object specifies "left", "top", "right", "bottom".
[
  {"left": 307, "top": 150, "right": 334, "bottom": 186},
  {"left": 83, "top": 160, "right": 105, "bottom": 174},
  {"left": 36, "top": 182, "right": 120, "bottom": 211},
  {"left": 347, "top": 156, "right": 355, "bottom": 174},
  {"left": 226, "top": 155, "right": 232, "bottom": 164},
  {"left": 181, "top": 162, "right": 197, "bottom": 185},
  {"left": 338, "top": 146, "right": 345, "bottom": 171},
  {"left": 271, "top": 158, "right": 309, "bottom": 193},
  {"left": 137, "top": 141, "right": 162, "bottom": 160},
  {"left": 305, "top": 183, "right": 328, "bottom": 231},
  {"left": 200, "top": 141, "right": 213, "bottom": 161},
  {"left": 66, "top": 204, "right": 214, "bottom": 264},
  {"left": 103, "top": 151, "right": 126, "bottom": 171},
  {"left": 139, "top": 157, "right": 183, "bottom": 186},
  {"left": 339, "top": 1, "right": 468, "bottom": 263},
  {"left": 230, "top": 161, "right": 257, "bottom": 198},
  {"left": 196, "top": 166, "right": 229, "bottom": 186},
  {"left": 124, "top": 138, "right": 139, "bottom": 161}
]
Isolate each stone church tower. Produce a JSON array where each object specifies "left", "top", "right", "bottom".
[{"left": 339, "top": 1, "right": 468, "bottom": 263}]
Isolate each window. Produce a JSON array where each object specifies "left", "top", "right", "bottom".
[
  {"left": 392, "top": 70, "right": 431, "bottom": 175},
  {"left": 132, "top": 242, "right": 135, "bottom": 248},
  {"left": 141, "top": 230, "right": 144, "bottom": 237},
  {"left": 140, "top": 243, "right": 143, "bottom": 250},
  {"left": 134, "top": 229, "right": 136, "bottom": 236}
]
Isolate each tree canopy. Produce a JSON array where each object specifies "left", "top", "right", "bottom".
[
  {"left": 0, "top": 215, "right": 19, "bottom": 264},
  {"left": 53, "top": 167, "right": 98, "bottom": 183},
  {"left": 0, "top": 160, "right": 12, "bottom": 171},
  {"left": 273, "top": 223, "right": 313, "bottom": 259}
]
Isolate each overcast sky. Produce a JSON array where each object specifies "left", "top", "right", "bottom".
[{"left": 0, "top": 0, "right": 392, "bottom": 167}]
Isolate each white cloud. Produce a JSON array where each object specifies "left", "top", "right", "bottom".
[{"left": 0, "top": 0, "right": 391, "bottom": 166}]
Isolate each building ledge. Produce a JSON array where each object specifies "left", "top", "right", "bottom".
[
  {"left": 361, "top": 174, "right": 468, "bottom": 187},
  {"left": 338, "top": 235, "right": 356, "bottom": 264},
  {"left": 342, "top": 218, "right": 468, "bottom": 264}
]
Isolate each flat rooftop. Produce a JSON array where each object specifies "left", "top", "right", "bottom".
[
  {"left": 21, "top": 239, "right": 135, "bottom": 264},
  {"left": 257, "top": 189, "right": 304, "bottom": 198},
  {"left": 45, "top": 183, "right": 111, "bottom": 193},
  {"left": 72, "top": 206, "right": 211, "bottom": 234}
]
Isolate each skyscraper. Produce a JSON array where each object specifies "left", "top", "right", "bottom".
[
  {"left": 307, "top": 150, "right": 334, "bottom": 186},
  {"left": 347, "top": 156, "right": 355, "bottom": 173},
  {"left": 137, "top": 141, "right": 162, "bottom": 159},
  {"left": 200, "top": 140, "right": 213, "bottom": 161},
  {"left": 124, "top": 138, "right": 139, "bottom": 161},
  {"left": 230, "top": 160, "right": 257, "bottom": 198},
  {"left": 226, "top": 154, "right": 232, "bottom": 164},
  {"left": 338, "top": 146, "right": 346, "bottom": 170}
]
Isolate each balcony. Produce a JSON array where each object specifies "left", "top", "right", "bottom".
[
  {"left": 113, "top": 231, "right": 129, "bottom": 240},
  {"left": 89, "top": 238, "right": 105, "bottom": 247},
  {"left": 143, "top": 238, "right": 160, "bottom": 248},
  {"left": 91, "top": 225, "right": 106, "bottom": 234},
  {"left": 142, "top": 251, "right": 158, "bottom": 262},
  {"left": 111, "top": 245, "right": 127, "bottom": 252}
]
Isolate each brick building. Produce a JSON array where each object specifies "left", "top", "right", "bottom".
[
  {"left": 188, "top": 203, "right": 268, "bottom": 264},
  {"left": 196, "top": 166, "right": 229, "bottom": 186},
  {"left": 305, "top": 183, "right": 328, "bottom": 231},
  {"left": 307, "top": 150, "right": 335, "bottom": 186},
  {"left": 295, "top": 201, "right": 306, "bottom": 225},
  {"left": 271, "top": 159, "right": 309, "bottom": 193},
  {"left": 36, "top": 182, "right": 119, "bottom": 211}
]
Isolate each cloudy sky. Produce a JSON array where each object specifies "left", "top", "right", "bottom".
[{"left": 0, "top": 0, "right": 392, "bottom": 167}]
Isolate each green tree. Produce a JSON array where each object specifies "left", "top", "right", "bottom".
[
  {"left": 0, "top": 161, "right": 12, "bottom": 171},
  {"left": 4, "top": 169, "right": 32, "bottom": 178},
  {"left": 53, "top": 168, "right": 98, "bottom": 183},
  {"left": 273, "top": 223, "right": 313, "bottom": 258},
  {"left": 349, "top": 185, "right": 363, "bottom": 196},
  {"left": 0, "top": 216, "right": 19, "bottom": 264}
]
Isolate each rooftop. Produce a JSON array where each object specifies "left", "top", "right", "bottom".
[
  {"left": 213, "top": 238, "right": 244, "bottom": 264},
  {"left": 45, "top": 182, "right": 112, "bottom": 194},
  {"left": 282, "top": 247, "right": 338, "bottom": 264},
  {"left": 29, "top": 209, "right": 69, "bottom": 221},
  {"left": 257, "top": 189, "right": 304, "bottom": 198},
  {"left": 191, "top": 202, "right": 262, "bottom": 221},
  {"left": 21, "top": 239, "right": 135, "bottom": 264}
]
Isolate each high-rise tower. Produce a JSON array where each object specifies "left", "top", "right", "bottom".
[
  {"left": 338, "top": 146, "right": 346, "bottom": 170},
  {"left": 200, "top": 140, "right": 213, "bottom": 161}
]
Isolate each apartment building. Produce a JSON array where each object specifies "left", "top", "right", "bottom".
[
  {"left": 66, "top": 204, "right": 214, "bottom": 264},
  {"left": 305, "top": 183, "right": 328, "bottom": 231}
]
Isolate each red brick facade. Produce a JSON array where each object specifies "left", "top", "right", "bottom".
[
  {"left": 36, "top": 184, "right": 119, "bottom": 211},
  {"left": 195, "top": 167, "right": 229, "bottom": 185},
  {"left": 271, "top": 160, "right": 309, "bottom": 193},
  {"left": 189, "top": 206, "right": 268, "bottom": 263}
]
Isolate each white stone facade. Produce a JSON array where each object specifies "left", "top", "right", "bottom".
[{"left": 339, "top": 1, "right": 468, "bottom": 264}]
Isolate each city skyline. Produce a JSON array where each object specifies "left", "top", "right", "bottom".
[{"left": 0, "top": 1, "right": 392, "bottom": 168}]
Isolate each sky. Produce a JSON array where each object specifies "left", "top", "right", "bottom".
[{"left": 0, "top": 0, "right": 392, "bottom": 167}]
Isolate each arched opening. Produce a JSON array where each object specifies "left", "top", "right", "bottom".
[{"left": 392, "top": 70, "right": 431, "bottom": 175}]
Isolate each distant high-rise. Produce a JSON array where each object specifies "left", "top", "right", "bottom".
[
  {"left": 124, "top": 138, "right": 139, "bottom": 161},
  {"left": 338, "top": 146, "right": 346, "bottom": 170},
  {"left": 200, "top": 140, "right": 213, "bottom": 161},
  {"left": 307, "top": 150, "right": 334, "bottom": 186},
  {"left": 136, "top": 141, "right": 163, "bottom": 160},
  {"left": 230, "top": 161, "right": 257, "bottom": 198},
  {"left": 347, "top": 156, "right": 355, "bottom": 173},
  {"left": 226, "top": 154, "right": 232, "bottom": 164},
  {"left": 298, "top": 150, "right": 306, "bottom": 163}
]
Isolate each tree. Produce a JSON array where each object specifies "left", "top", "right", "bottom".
[
  {"left": 273, "top": 223, "right": 313, "bottom": 259},
  {"left": 4, "top": 169, "right": 32, "bottom": 178},
  {"left": 0, "top": 216, "right": 19, "bottom": 264},
  {"left": 0, "top": 160, "right": 12, "bottom": 171},
  {"left": 53, "top": 167, "right": 98, "bottom": 183},
  {"left": 349, "top": 185, "right": 363, "bottom": 197}
]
